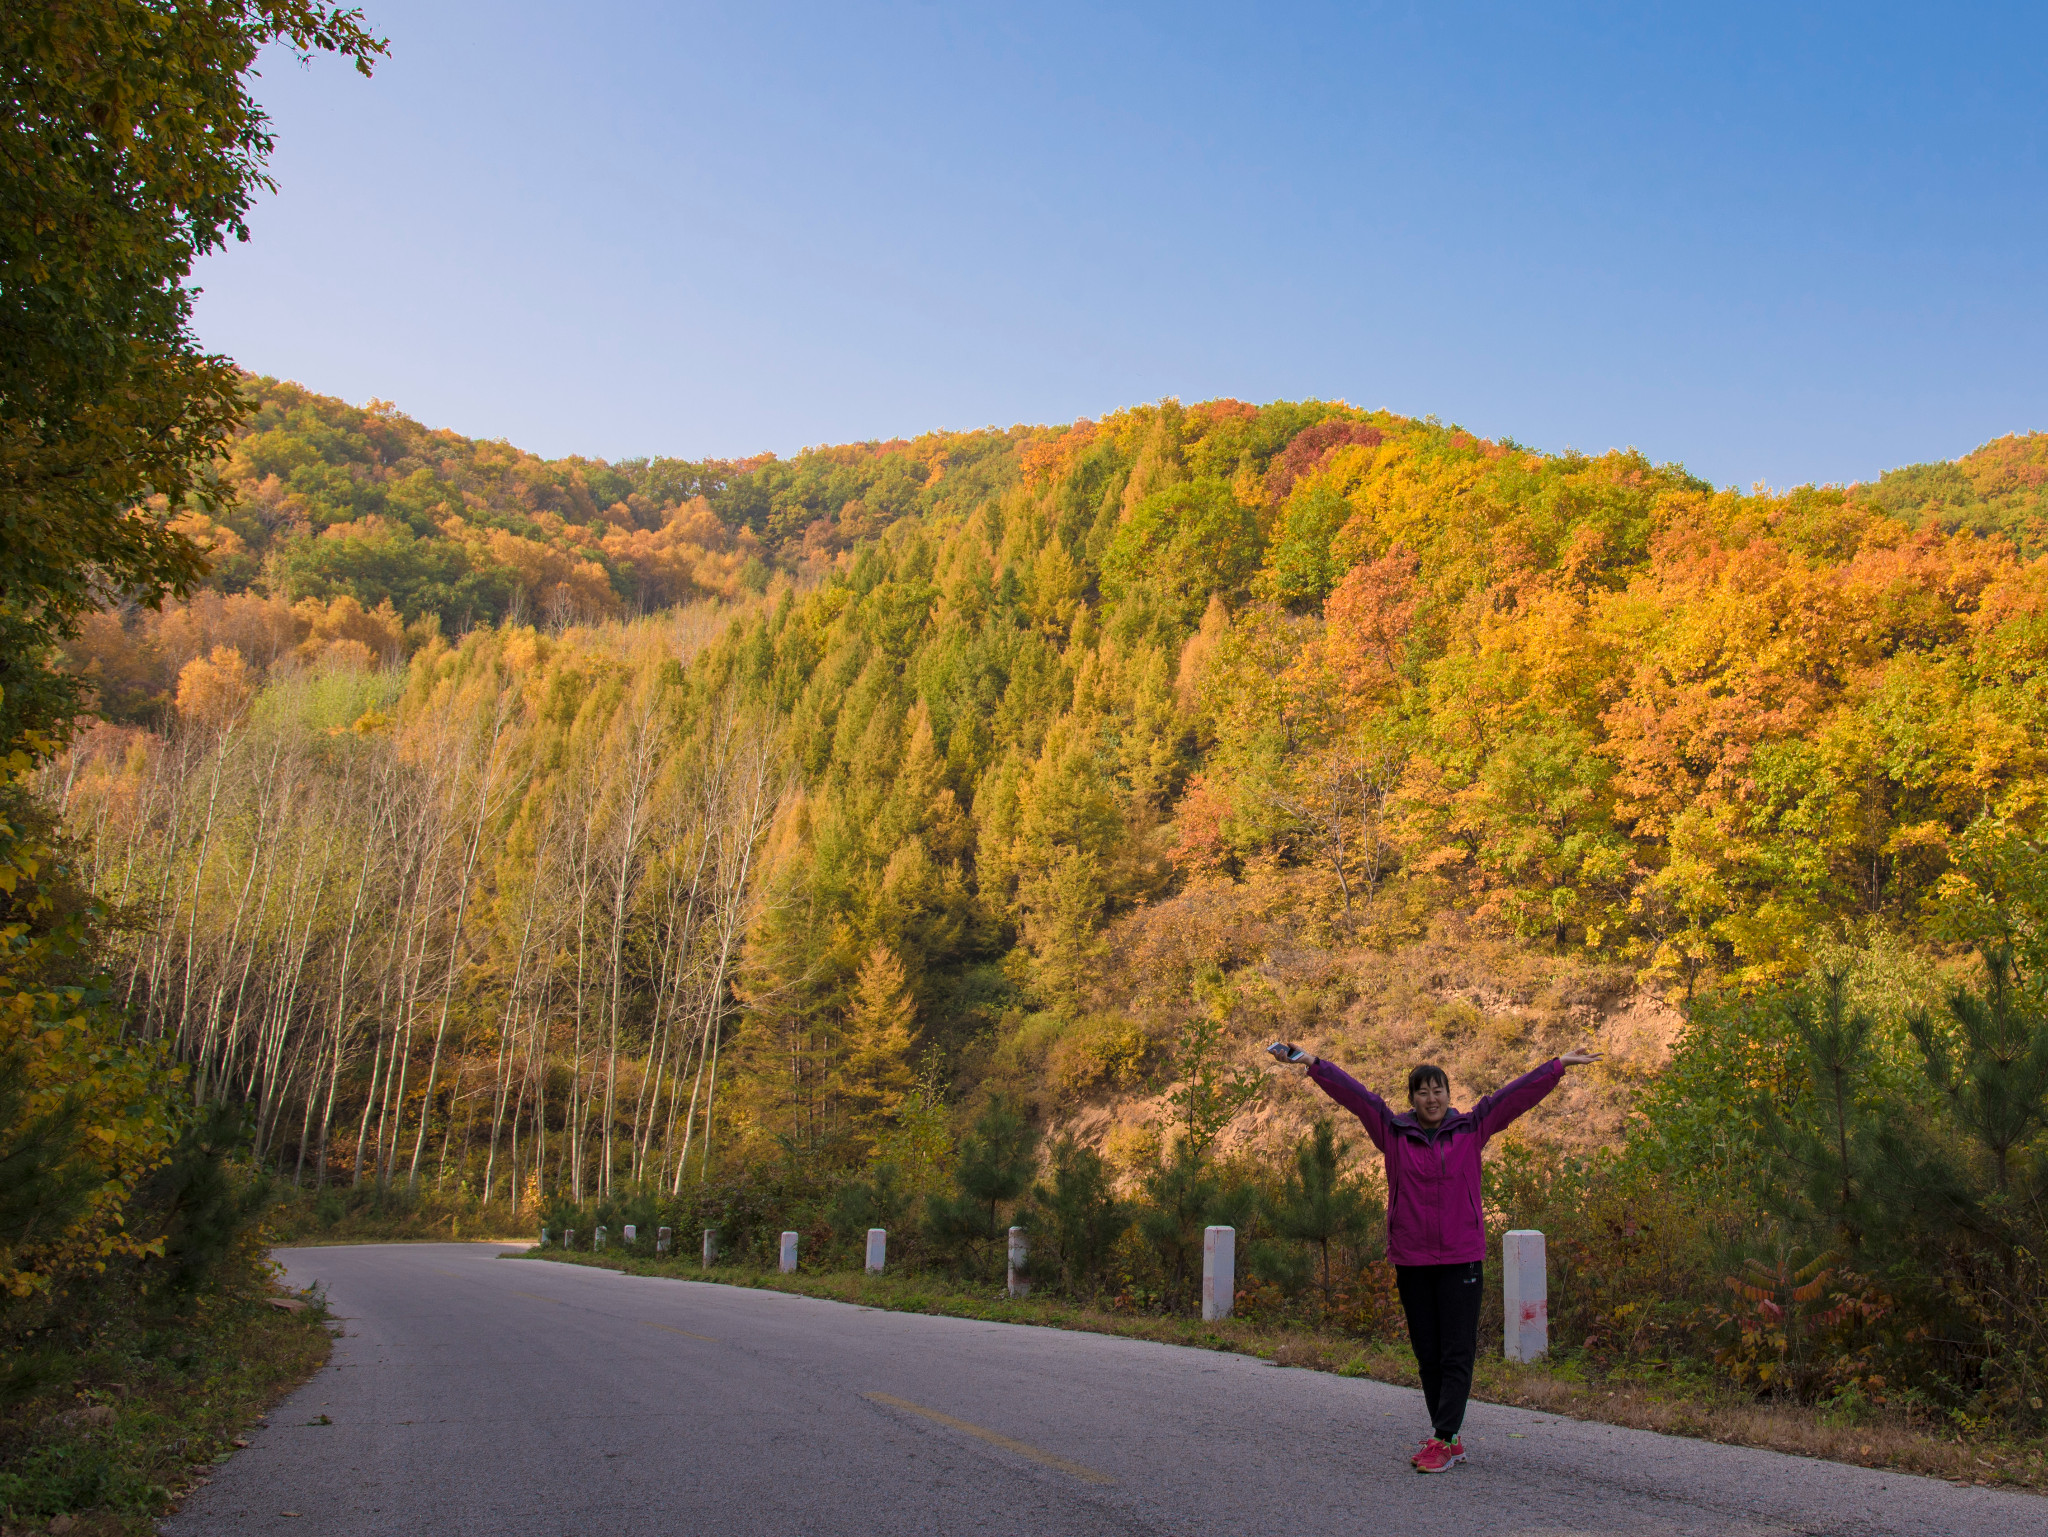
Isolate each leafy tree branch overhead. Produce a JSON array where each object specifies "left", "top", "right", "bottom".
[{"left": 0, "top": 1, "right": 384, "bottom": 749}]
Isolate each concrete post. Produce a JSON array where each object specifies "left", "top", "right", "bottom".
[
  {"left": 866, "top": 1228, "right": 887, "bottom": 1274},
  {"left": 656, "top": 1226, "right": 672, "bottom": 1255},
  {"left": 1503, "top": 1229, "right": 1549, "bottom": 1362},
  {"left": 1006, "top": 1227, "right": 1029, "bottom": 1298},
  {"left": 779, "top": 1231, "right": 799, "bottom": 1274},
  {"left": 563, "top": 1228, "right": 576, "bottom": 1251},
  {"left": 1201, "top": 1226, "right": 1236, "bottom": 1321},
  {"left": 539, "top": 1227, "right": 549, "bottom": 1248},
  {"left": 623, "top": 1224, "right": 636, "bottom": 1247},
  {"left": 701, "top": 1228, "right": 718, "bottom": 1269}
]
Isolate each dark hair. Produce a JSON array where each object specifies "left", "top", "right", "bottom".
[{"left": 1407, "top": 1063, "right": 1449, "bottom": 1098}]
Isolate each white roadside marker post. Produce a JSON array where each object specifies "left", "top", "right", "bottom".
[
  {"left": 656, "top": 1226, "right": 671, "bottom": 1255},
  {"left": 1503, "top": 1230, "right": 1548, "bottom": 1362},
  {"left": 1202, "top": 1226, "right": 1236, "bottom": 1321},
  {"left": 701, "top": 1229, "right": 717, "bottom": 1269},
  {"left": 866, "top": 1228, "right": 887, "bottom": 1274},
  {"left": 623, "top": 1224, "right": 636, "bottom": 1247},
  {"left": 1007, "top": 1227, "right": 1029, "bottom": 1298},
  {"left": 594, "top": 1226, "right": 607, "bottom": 1252},
  {"left": 563, "top": 1228, "right": 576, "bottom": 1251},
  {"left": 539, "top": 1226, "right": 549, "bottom": 1248},
  {"left": 780, "top": 1231, "right": 800, "bottom": 1274}
]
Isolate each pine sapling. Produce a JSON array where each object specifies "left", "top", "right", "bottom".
[{"left": 1265, "top": 1117, "right": 1378, "bottom": 1312}]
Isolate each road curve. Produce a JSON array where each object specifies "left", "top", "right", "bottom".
[{"left": 164, "top": 1243, "right": 2043, "bottom": 1537}]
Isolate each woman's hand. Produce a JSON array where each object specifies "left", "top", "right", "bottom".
[
  {"left": 1560, "top": 1049, "right": 1602, "bottom": 1067},
  {"left": 1267, "top": 1042, "right": 1316, "bottom": 1066}
]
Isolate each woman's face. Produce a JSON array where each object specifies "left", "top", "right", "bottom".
[{"left": 1409, "top": 1076, "right": 1450, "bottom": 1127}]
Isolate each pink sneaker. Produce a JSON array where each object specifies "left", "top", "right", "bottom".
[{"left": 1414, "top": 1436, "right": 1465, "bottom": 1473}]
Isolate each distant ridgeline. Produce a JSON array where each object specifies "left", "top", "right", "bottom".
[
  {"left": 70, "top": 375, "right": 2048, "bottom": 719},
  {"left": 150, "top": 378, "right": 2048, "bottom": 622},
  {"left": 1857, "top": 432, "right": 2048, "bottom": 550},
  {"left": 48, "top": 377, "right": 2048, "bottom": 1194},
  {"left": 178, "top": 380, "right": 2048, "bottom": 614},
  {"left": 153, "top": 374, "right": 1036, "bottom": 626}
]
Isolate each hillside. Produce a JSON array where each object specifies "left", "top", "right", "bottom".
[
  {"left": 48, "top": 385, "right": 2048, "bottom": 1192},
  {"left": 1858, "top": 430, "right": 2048, "bottom": 554},
  {"left": 69, "top": 377, "right": 2048, "bottom": 727},
  {"left": 64, "top": 377, "right": 1033, "bottom": 720}
]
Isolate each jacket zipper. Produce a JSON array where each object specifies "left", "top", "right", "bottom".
[{"left": 1435, "top": 1132, "right": 1445, "bottom": 1254}]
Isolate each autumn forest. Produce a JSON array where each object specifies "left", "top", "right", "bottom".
[{"left": 23, "top": 372, "right": 2048, "bottom": 1427}]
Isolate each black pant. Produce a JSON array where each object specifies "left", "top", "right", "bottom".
[{"left": 1395, "top": 1260, "right": 1483, "bottom": 1440}]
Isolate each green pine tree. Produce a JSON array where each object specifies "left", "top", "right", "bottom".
[
  {"left": 1265, "top": 1118, "right": 1378, "bottom": 1310},
  {"left": 828, "top": 1161, "right": 911, "bottom": 1245},
  {"left": 1909, "top": 948, "right": 2048, "bottom": 1193},
  {"left": 1752, "top": 969, "right": 1892, "bottom": 1252},
  {"left": 1032, "top": 1136, "right": 1127, "bottom": 1294},
  {"left": 1135, "top": 1138, "right": 1254, "bottom": 1309},
  {"left": 924, "top": 1096, "right": 1038, "bottom": 1277}
]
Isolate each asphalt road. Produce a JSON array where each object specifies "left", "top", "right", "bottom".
[{"left": 164, "top": 1243, "right": 2044, "bottom": 1537}]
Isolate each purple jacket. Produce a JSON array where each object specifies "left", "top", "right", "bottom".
[{"left": 1307, "top": 1057, "right": 1566, "bottom": 1267}]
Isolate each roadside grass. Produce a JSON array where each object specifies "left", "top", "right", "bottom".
[
  {"left": 523, "top": 1247, "right": 2048, "bottom": 1496},
  {"left": 263, "top": 1186, "right": 509, "bottom": 1246},
  {"left": 0, "top": 1284, "right": 333, "bottom": 1536}
]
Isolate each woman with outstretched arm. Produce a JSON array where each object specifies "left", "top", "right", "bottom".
[{"left": 1264, "top": 1041, "right": 1602, "bottom": 1475}]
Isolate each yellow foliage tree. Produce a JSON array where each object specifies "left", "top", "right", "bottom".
[
  {"left": 173, "top": 644, "right": 254, "bottom": 727},
  {"left": 839, "top": 944, "right": 917, "bottom": 1137}
]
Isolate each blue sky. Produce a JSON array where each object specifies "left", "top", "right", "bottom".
[{"left": 194, "top": 1, "right": 2047, "bottom": 488}]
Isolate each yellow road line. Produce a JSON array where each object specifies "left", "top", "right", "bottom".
[
  {"left": 863, "top": 1392, "right": 1114, "bottom": 1485},
  {"left": 431, "top": 1268, "right": 465, "bottom": 1279},
  {"left": 641, "top": 1320, "right": 718, "bottom": 1342},
  {"left": 508, "top": 1290, "right": 565, "bottom": 1304}
]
